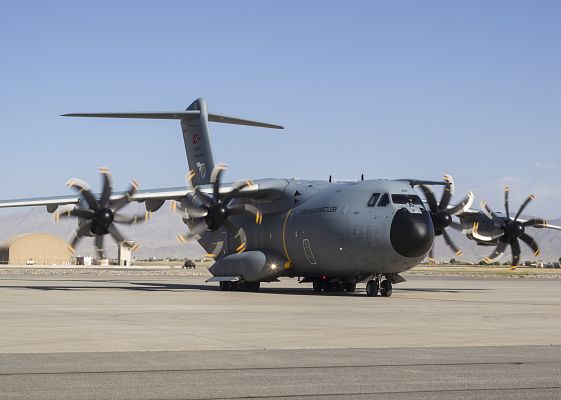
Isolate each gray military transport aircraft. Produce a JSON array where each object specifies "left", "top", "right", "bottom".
[{"left": 1, "top": 98, "right": 560, "bottom": 297}]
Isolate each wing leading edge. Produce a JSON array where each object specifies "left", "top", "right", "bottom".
[{"left": 0, "top": 179, "right": 284, "bottom": 213}]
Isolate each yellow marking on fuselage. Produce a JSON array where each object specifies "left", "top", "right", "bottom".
[{"left": 282, "top": 209, "right": 293, "bottom": 269}]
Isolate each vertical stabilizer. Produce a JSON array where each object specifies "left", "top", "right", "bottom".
[
  {"left": 181, "top": 98, "right": 216, "bottom": 186},
  {"left": 62, "top": 99, "right": 283, "bottom": 187}
]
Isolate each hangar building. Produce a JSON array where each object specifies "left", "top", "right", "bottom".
[{"left": 0, "top": 233, "right": 72, "bottom": 265}]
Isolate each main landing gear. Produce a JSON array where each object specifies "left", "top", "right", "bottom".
[
  {"left": 219, "top": 281, "right": 260, "bottom": 292},
  {"left": 366, "top": 278, "right": 392, "bottom": 297}
]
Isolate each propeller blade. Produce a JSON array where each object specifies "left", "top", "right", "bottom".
[
  {"left": 99, "top": 167, "right": 113, "bottom": 209},
  {"left": 483, "top": 242, "right": 508, "bottom": 264},
  {"left": 514, "top": 195, "right": 535, "bottom": 221},
  {"left": 504, "top": 187, "right": 510, "bottom": 220},
  {"left": 442, "top": 230, "right": 462, "bottom": 256},
  {"left": 511, "top": 238, "right": 521, "bottom": 267},
  {"left": 418, "top": 185, "right": 438, "bottom": 213},
  {"left": 439, "top": 174, "right": 454, "bottom": 210},
  {"left": 193, "top": 187, "right": 213, "bottom": 209},
  {"left": 211, "top": 163, "right": 228, "bottom": 203},
  {"left": 55, "top": 208, "right": 94, "bottom": 222},
  {"left": 519, "top": 233, "right": 540, "bottom": 257},
  {"left": 447, "top": 191, "right": 475, "bottom": 216},
  {"left": 114, "top": 211, "right": 152, "bottom": 225},
  {"left": 68, "top": 221, "right": 93, "bottom": 252},
  {"left": 185, "top": 170, "right": 212, "bottom": 208},
  {"left": 66, "top": 178, "right": 100, "bottom": 211},
  {"left": 522, "top": 218, "right": 548, "bottom": 228},
  {"left": 223, "top": 179, "right": 255, "bottom": 204},
  {"left": 111, "top": 179, "right": 140, "bottom": 212},
  {"left": 205, "top": 241, "right": 224, "bottom": 259},
  {"left": 170, "top": 200, "right": 208, "bottom": 218},
  {"left": 427, "top": 247, "right": 436, "bottom": 264},
  {"left": 176, "top": 221, "right": 208, "bottom": 243},
  {"left": 472, "top": 221, "right": 504, "bottom": 242},
  {"left": 108, "top": 225, "right": 126, "bottom": 244},
  {"left": 223, "top": 220, "right": 247, "bottom": 253},
  {"left": 229, "top": 203, "right": 263, "bottom": 224},
  {"left": 95, "top": 235, "right": 105, "bottom": 260},
  {"left": 480, "top": 201, "right": 504, "bottom": 228}
]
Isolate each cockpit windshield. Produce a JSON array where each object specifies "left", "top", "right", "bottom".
[{"left": 391, "top": 194, "right": 423, "bottom": 205}]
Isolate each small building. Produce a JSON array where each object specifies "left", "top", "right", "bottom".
[
  {"left": 0, "top": 233, "right": 73, "bottom": 265},
  {"left": 118, "top": 241, "right": 135, "bottom": 266},
  {"left": 76, "top": 256, "right": 93, "bottom": 266}
]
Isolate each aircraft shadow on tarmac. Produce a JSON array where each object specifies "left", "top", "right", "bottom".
[{"left": 0, "top": 280, "right": 491, "bottom": 295}]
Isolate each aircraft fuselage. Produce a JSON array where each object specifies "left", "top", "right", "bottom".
[{"left": 196, "top": 178, "right": 434, "bottom": 281}]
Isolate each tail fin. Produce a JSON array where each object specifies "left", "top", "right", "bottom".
[
  {"left": 181, "top": 98, "right": 214, "bottom": 186},
  {"left": 63, "top": 97, "right": 284, "bottom": 187}
]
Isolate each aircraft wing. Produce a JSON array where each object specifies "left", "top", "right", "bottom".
[
  {"left": 0, "top": 187, "right": 189, "bottom": 213},
  {"left": 0, "top": 179, "right": 287, "bottom": 213}
]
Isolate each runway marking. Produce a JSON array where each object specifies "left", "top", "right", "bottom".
[
  {"left": 2, "top": 360, "right": 556, "bottom": 376},
  {"left": 195, "top": 386, "right": 561, "bottom": 399}
]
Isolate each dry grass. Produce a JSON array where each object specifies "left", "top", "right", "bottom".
[{"left": 406, "top": 264, "right": 561, "bottom": 278}]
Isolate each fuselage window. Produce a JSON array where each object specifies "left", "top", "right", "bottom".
[
  {"left": 367, "top": 193, "right": 380, "bottom": 207},
  {"left": 392, "top": 194, "right": 422, "bottom": 205},
  {"left": 377, "top": 193, "right": 390, "bottom": 207}
]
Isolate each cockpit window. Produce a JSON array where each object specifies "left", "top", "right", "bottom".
[
  {"left": 392, "top": 194, "right": 423, "bottom": 205},
  {"left": 367, "top": 193, "right": 380, "bottom": 207},
  {"left": 378, "top": 193, "right": 390, "bottom": 207}
]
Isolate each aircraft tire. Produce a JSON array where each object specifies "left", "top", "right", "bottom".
[
  {"left": 366, "top": 280, "right": 379, "bottom": 297},
  {"left": 380, "top": 280, "right": 393, "bottom": 297}
]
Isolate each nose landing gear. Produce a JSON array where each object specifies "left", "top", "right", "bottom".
[{"left": 366, "top": 278, "right": 392, "bottom": 297}]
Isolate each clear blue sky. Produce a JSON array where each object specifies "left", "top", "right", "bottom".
[{"left": 1, "top": 0, "right": 560, "bottom": 217}]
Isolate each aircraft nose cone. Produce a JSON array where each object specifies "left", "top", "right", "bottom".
[{"left": 390, "top": 208, "right": 434, "bottom": 258}]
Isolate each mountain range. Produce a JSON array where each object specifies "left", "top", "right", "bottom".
[{"left": 1, "top": 206, "right": 560, "bottom": 263}]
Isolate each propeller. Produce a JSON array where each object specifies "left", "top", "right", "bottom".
[
  {"left": 419, "top": 174, "right": 474, "bottom": 262},
  {"left": 55, "top": 168, "right": 149, "bottom": 259},
  {"left": 472, "top": 187, "right": 546, "bottom": 269},
  {"left": 172, "top": 164, "right": 263, "bottom": 258}
]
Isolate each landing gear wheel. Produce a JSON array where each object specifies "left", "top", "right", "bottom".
[
  {"left": 312, "top": 281, "right": 322, "bottom": 292},
  {"left": 345, "top": 283, "right": 356, "bottom": 293},
  {"left": 219, "top": 281, "right": 232, "bottom": 291},
  {"left": 380, "top": 280, "right": 393, "bottom": 297},
  {"left": 247, "top": 282, "right": 260, "bottom": 292},
  {"left": 366, "top": 279, "right": 379, "bottom": 297}
]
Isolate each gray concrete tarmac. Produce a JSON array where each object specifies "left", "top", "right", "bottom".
[
  {"left": 1, "top": 273, "right": 561, "bottom": 399},
  {"left": 1, "top": 346, "right": 561, "bottom": 399}
]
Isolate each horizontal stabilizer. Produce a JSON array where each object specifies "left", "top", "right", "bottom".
[{"left": 62, "top": 111, "right": 284, "bottom": 129}]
